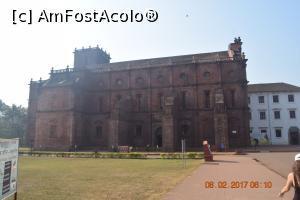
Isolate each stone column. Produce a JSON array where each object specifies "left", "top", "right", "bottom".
[
  {"left": 162, "top": 96, "right": 176, "bottom": 151},
  {"left": 108, "top": 109, "right": 120, "bottom": 150},
  {"left": 214, "top": 89, "right": 229, "bottom": 151},
  {"left": 214, "top": 114, "right": 229, "bottom": 151}
]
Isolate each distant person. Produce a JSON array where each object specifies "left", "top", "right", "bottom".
[
  {"left": 264, "top": 134, "right": 269, "bottom": 142},
  {"left": 279, "top": 153, "right": 300, "bottom": 199},
  {"left": 220, "top": 143, "right": 225, "bottom": 152},
  {"left": 254, "top": 138, "right": 259, "bottom": 148}
]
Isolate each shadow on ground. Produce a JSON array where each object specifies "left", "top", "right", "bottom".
[{"left": 203, "top": 159, "right": 239, "bottom": 164}]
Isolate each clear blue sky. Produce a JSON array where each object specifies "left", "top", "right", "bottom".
[{"left": 0, "top": 0, "right": 299, "bottom": 107}]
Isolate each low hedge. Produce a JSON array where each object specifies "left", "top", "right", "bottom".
[
  {"left": 19, "top": 151, "right": 203, "bottom": 159},
  {"left": 95, "top": 152, "right": 147, "bottom": 159},
  {"left": 19, "top": 151, "right": 147, "bottom": 159},
  {"left": 160, "top": 152, "right": 203, "bottom": 159}
]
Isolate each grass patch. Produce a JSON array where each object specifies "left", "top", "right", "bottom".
[{"left": 9, "top": 157, "right": 201, "bottom": 200}]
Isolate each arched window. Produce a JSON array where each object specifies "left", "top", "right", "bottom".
[
  {"left": 49, "top": 125, "right": 57, "bottom": 138},
  {"left": 230, "top": 90, "right": 235, "bottom": 107},
  {"left": 203, "top": 71, "right": 211, "bottom": 79},
  {"left": 95, "top": 126, "right": 102, "bottom": 138},
  {"left": 49, "top": 119, "right": 57, "bottom": 138},
  {"left": 116, "top": 94, "right": 122, "bottom": 101},
  {"left": 181, "top": 124, "right": 189, "bottom": 139},
  {"left": 157, "top": 75, "right": 164, "bottom": 83},
  {"left": 181, "top": 91, "right": 187, "bottom": 109},
  {"left": 136, "top": 77, "right": 144, "bottom": 85},
  {"left": 98, "top": 97, "right": 103, "bottom": 112},
  {"left": 204, "top": 90, "right": 210, "bottom": 108},
  {"left": 158, "top": 93, "right": 163, "bottom": 110},
  {"left": 136, "top": 94, "right": 142, "bottom": 111},
  {"left": 135, "top": 125, "right": 142, "bottom": 137},
  {"left": 98, "top": 80, "right": 105, "bottom": 88},
  {"left": 179, "top": 72, "right": 188, "bottom": 83}
]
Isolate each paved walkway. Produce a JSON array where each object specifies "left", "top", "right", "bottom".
[
  {"left": 247, "top": 152, "right": 295, "bottom": 178},
  {"left": 238, "top": 145, "right": 300, "bottom": 153},
  {"left": 163, "top": 155, "right": 293, "bottom": 200}
]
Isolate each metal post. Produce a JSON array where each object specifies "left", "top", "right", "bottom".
[
  {"left": 181, "top": 139, "right": 186, "bottom": 168},
  {"left": 184, "top": 139, "right": 186, "bottom": 168},
  {"left": 184, "top": 140, "right": 186, "bottom": 167},
  {"left": 14, "top": 192, "right": 17, "bottom": 200},
  {"left": 181, "top": 139, "right": 184, "bottom": 168}
]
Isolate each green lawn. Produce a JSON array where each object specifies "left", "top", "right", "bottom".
[{"left": 10, "top": 157, "right": 201, "bottom": 200}]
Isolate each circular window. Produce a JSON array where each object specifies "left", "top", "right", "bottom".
[
  {"left": 228, "top": 70, "right": 234, "bottom": 76},
  {"left": 116, "top": 79, "right": 123, "bottom": 86},
  {"left": 98, "top": 80, "right": 104, "bottom": 88},
  {"left": 203, "top": 71, "right": 211, "bottom": 78},
  {"left": 157, "top": 75, "right": 164, "bottom": 83},
  {"left": 179, "top": 73, "right": 188, "bottom": 81}
]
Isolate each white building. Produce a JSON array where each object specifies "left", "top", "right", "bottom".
[{"left": 248, "top": 83, "right": 300, "bottom": 145}]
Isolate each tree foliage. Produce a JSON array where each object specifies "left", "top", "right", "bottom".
[{"left": 0, "top": 99, "right": 27, "bottom": 145}]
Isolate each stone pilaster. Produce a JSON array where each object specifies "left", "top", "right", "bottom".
[
  {"left": 214, "top": 88, "right": 229, "bottom": 151},
  {"left": 109, "top": 109, "right": 120, "bottom": 150},
  {"left": 214, "top": 114, "right": 229, "bottom": 151},
  {"left": 162, "top": 96, "right": 176, "bottom": 151}
]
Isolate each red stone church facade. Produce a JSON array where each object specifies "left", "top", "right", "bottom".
[{"left": 27, "top": 38, "right": 250, "bottom": 151}]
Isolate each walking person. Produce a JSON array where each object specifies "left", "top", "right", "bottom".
[
  {"left": 254, "top": 138, "right": 259, "bottom": 150},
  {"left": 279, "top": 153, "right": 300, "bottom": 199}
]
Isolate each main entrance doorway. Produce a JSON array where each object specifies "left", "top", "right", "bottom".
[
  {"left": 289, "top": 127, "right": 300, "bottom": 145},
  {"left": 153, "top": 127, "right": 162, "bottom": 147}
]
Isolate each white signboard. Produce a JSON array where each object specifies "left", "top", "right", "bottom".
[{"left": 0, "top": 139, "right": 19, "bottom": 200}]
